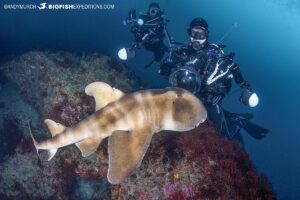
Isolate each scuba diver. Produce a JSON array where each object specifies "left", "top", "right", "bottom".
[
  {"left": 159, "top": 17, "right": 269, "bottom": 145},
  {"left": 118, "top": 2, "right": 168, "bottom": 68}
]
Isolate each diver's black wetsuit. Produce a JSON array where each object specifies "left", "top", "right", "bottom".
[
  {"left": 160, "top": 42, "right": 268, "bottom": 143},
  {"left": 131, "top": 11, "right": 167, "bottom": 62},
  {"left": 160, "top": 42, "right": 250, "bottom": 102}
]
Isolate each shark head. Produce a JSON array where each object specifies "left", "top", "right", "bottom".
[{"left": 162, "top": 87, "right": 207, "bottom": 132}]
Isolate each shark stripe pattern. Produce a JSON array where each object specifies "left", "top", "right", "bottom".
[{"left": 29, "top": 82, "right": 207, "bottom": 184}]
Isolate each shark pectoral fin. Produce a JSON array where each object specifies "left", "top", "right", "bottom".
[
  {"left": 75, "top": 137, "right": 103, "bottom": 157},
  {"left": 44, "top": 119, "right": 66, "bottom": 136},
  {"left": 85, "top": 82, "right": 125, "bottom": 111},
  {"left": 107, "top": 124, "right": 153, "bottom": 184}
]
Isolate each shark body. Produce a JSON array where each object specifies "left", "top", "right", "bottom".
[{"left": 30, "top": 82, "right": 207, "bottom": 184}]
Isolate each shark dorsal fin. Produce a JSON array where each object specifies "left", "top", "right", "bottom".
[
  {"left": 75, "top": 137, "right": 103, "bottom": 157},
  {"left": 44, "top": 119, "right": 66, "bottom": 137},
  {"left": 85, "top": 82, "right": 125, "bottom": 111},
  {"left": 107, "top": 123, "right": 153, "bottom": 184}
]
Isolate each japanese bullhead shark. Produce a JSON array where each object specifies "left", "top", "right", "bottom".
[{"left": 29, "top": 82, "right": 207, "bottom": 184}]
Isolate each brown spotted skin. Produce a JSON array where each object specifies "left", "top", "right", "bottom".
[
  {"left": 171, "top": 89, "right": 207, "bottom": 131},
  {"left": 35, "top": 87, "right": 207, "bottom": 151}
]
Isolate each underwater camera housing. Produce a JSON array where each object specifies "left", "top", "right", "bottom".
[
  {"left": 123, "top": 9, "right": 136, "bottom": 25},
  {"left": 123, "top": 9, "right": 144, "bottom": 26},
  {"left": 118, "top": 47, "right": 136, "bottom": 61},
  {"left": 240, "top": 89, "right": 259, "bottom": 107},
  {"left": 169, "top": 66, "right": 201, "bottom": 94}
]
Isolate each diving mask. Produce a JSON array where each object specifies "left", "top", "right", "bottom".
[{"left": 149, "top": 7, "right": 159, "bottom": 17}]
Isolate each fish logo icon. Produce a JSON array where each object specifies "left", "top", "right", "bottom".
[{"left": 38, "top": 3, "right": 47, "bottom": 10}]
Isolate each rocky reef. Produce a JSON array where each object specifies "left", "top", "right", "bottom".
[
  {"left": 0, "top": 50, "right": 137, "bottom": 199},
  {"left": 1, "top": 50, "right": 139, "bottom": 128},
  {"left": 0, "top": 50, "right": 275, "bottom": 199},
  {"left": 110, "top": 123, "right": 275, "bottom": 200}
]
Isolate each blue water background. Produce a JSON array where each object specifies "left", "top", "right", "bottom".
[{"left": 0, "top": 0, "right": 300, "bottom": 199}]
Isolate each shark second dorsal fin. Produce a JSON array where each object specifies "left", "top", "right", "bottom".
[
  {"left": 85, "top": 82, "right": 125, "bottom": 111},
  {"left": 44, "top": 119, "right": 66, "bottom": 137},
  {"left": 107, "top": 124, "right": 153, "bottom": 184},
  {"left": 75, "top": 137, "right": 103, "bottom": 157}
]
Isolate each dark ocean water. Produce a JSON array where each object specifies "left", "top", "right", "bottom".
[{"left": 0, "top": 0, "right": 300, "bottom": 199}]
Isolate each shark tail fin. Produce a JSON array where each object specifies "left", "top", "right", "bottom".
[
  {"left": 28, "top": 120, "right": 39, "bottom": 155},
  {"left": 44, "top": 119, "right": 66, "bottom": 161}
]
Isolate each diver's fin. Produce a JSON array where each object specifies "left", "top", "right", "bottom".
[
  {"left": 44, "top": 119, "right": 66, "bottom": 161},
  {"left": 85, "top": 82, "right": 125, "bottom": 111},
  {"left": 243, "top": 121, "right": 269, "bottom": 140},
  {"left": 75, "top": 137, "right": 103, "bottom": 157},
  {"left": 107, "top": 124, "right": 153, "bottom": 184}
]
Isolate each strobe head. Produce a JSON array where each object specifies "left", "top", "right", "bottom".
[
  {"left": 240, "top": 89, "right": 259, "bottom": 107},
  {"left": 137, "top": 18, "right": 144, "bottom": 26},
  {"left": 118, "top": 48, "right": 136, "bottom": 61}
]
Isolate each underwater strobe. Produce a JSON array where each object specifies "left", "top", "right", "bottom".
[
  {"left": 118, "top": 48, "right": 136, "bottom": 61},
  {"left": 240, "top": 89, "right": 259, "bottom": 107}
]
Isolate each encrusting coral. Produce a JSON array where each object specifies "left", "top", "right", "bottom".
[
  {"left": 110, "top": 122, "right": 275, "bottom": 200},
  {"left": 2, "top": 50, "right": 139, "bottom": 128}
]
